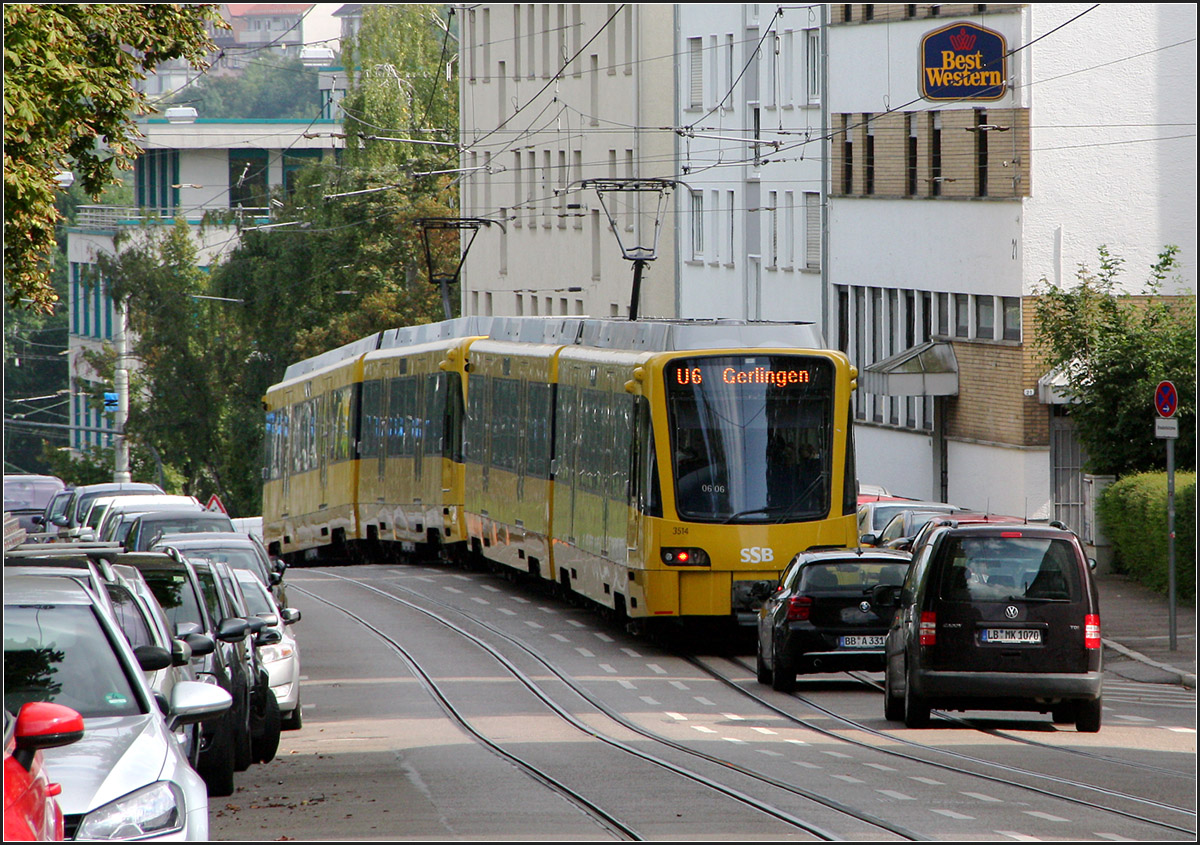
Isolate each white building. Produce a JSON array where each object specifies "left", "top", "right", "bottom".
[
  {"left": 675, "top": 4, "right": 826, "bottom": 322},
  {"left": 65, "top": 116, "right": 342, "bottom": 452},
  {"left": 456, "top": 4, "right": 678, "bottom": 319},
  {"left": 825, "top": 3, "right": 1195, "bottom": 529}
]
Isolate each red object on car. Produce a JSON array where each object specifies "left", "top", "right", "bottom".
[{"left": 3, "top": 702, "right": 84, "bottom": 841}]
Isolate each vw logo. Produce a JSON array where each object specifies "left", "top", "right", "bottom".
[
  {"left": 1005, "top": 605, "right": 1019, "bottom": 619},
  {"left": 860, "top": 601, "right": 872, "bottom": 613}
]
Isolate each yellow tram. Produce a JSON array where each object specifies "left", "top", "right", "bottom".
[{"left": 263, "top": 317, "right": 859, "bottom": 623}]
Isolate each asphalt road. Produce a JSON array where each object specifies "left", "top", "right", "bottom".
[{"left": 211, "top": 561, "right": 1197, "bottom": 841}]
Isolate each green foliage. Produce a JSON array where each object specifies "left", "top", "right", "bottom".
[
  {"left": 170, "top": 56, "right": 319, "bottom": 120},
  {"left": 1097, "top": 472, "right": 1196, "bottom": 602},
  {"left": 1032, "top": 246, "right": 1196, "bottom": 475},
  {"left": 3, "top": 3, "right": 224, "bottom": 311}
]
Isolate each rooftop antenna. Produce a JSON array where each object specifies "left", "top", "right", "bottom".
[
  {"left": 416, "top": 217, "right": 505, "bottom": 319},
  {"left": 571, "top": 178, "right": 680, "bottom": 320}
]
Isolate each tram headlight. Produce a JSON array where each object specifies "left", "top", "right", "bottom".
[{"left": 661, "top": 547, "right": 710, "bottom": 566}]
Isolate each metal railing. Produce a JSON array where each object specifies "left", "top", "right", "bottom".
[{"left": 73, "top": 205, "right": 271, "bottom": 230}]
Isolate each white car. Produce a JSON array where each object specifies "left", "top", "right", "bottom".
[
  {"left": 232, "top": 568, "right": 303, "bottom": 730},
  {"left": 3, "top": 574, "right": 230, "bottom": 840}
]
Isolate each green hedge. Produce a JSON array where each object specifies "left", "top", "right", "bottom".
[{"left": 1097, "top": 471, "right": 1196, "bottom": 602}]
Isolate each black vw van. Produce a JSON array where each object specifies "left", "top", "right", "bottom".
[{"left": 880, "top": 521, "right": 1102, "bottom": 731}]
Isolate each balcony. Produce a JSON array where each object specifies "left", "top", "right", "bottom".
[{"left": 72, "top": 205, "right": 271, "bottom": 231}]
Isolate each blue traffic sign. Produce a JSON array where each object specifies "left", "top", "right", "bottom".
[{"left": 1155, "top": 381, "right": 1178, "bottom": 418}]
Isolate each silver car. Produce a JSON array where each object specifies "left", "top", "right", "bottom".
[
  {"left": 233, "top": 568, "right": 303, "bottom": 730},
  {"left": 3, "top": 574, "right": 230, "bottom": 840}
]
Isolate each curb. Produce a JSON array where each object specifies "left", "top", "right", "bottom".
[{"left": 1103, "top": 637, "right": 1197, "bottom": 690}]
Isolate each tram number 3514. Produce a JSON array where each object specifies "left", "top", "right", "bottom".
[{"left": 741, "top": 547, "right": 776, "bottom": 563}]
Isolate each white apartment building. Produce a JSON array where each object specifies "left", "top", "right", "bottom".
[
  {"left": 675, "top": 4, "right": 827, "bottom": 322},
  {"left": 65, "top": 116, "right": 342, "bottom": 452},
  {"left": 456, "top": 4, "right": 678, "bottom": 319}
]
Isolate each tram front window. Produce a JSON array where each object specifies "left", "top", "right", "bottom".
[{"left": 665, "top": 356, "right": 834, "bottom": 523}]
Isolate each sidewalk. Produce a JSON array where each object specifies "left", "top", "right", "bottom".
[{"left": 1096, "top": 573, "right": 1196, "bottom": 689}]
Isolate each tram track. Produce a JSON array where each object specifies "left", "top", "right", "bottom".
[
  {"left": 693, "top": 655, "right": 1196, "bottom": 837},
  {"left": 299, "top": 568, "right": 924, "bottom": 841}
]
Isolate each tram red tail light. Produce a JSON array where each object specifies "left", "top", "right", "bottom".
[
  {"left": 1084, "top": 613, "right": 1101, "bottom": 649},
  {"left": 786, "top": 596, "right": 812, "bottom": 621},
  {"left": 919, "top": 611, "right": 937, "bottom": 645},
  {"left": 661, "top": 548, "right": 710, "bottom": 567}
]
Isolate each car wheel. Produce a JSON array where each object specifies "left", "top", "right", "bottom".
[
  {"left": 282, "top": 692, "right": 303, "bottom": 731},
  {"left": 903, "top": 667, "right": 930, "bottom": 728},
  {"left": 883, "top": 666, "right": 904, "bottom": 722},
  {"left": 1051, "top": 703, "right": 1076, "bottom": 724},
  {"left": 252, "top": 689, "right": 282, "bottom": 763},
  {"left": 770, "top": 645, "right": 795, "bottom": 693},
  {"left": 755, "top": 644, "right": 773, "bottom": 686},
  {"left": 198, "top": 717, "right": 236, "bottom": 797},
  {"left": 1076, "top": 697, "right": 1102, "bottom": 733}
]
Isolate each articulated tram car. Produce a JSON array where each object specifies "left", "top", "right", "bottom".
[{"left": 262, "top": 316, "right": 860, "bottom": 624}]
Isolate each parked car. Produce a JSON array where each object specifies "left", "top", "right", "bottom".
[
  {"left": 4, "top": 702, "right": 84, "bottom": 841},
  {"left": 51, "top": 482, "right": 164, "bottom": 541},
  {"left": 155, "top": 532, "right": 287, "bottom": 607},
  {"left": 881, "top": 521, "right": 1103, "bottom": 731},
  {"left": 3, "top": 574, "right": 231, "bottom": 839},
  {"left": 29, "top": 489, "right": 74, "bottom": 541},
  {"left": 3, "top": 550, "right": 122, "bottom": 621},
  {"left": 3, "top": 475, "right": 66, "bottom": 537},
  {"left": 125, "top": 554, "right": 252, "bottom": 797},
  {"left": 903, "top": 512, "right": 1027, "bottom": 558},
  {"left": 757, "top": 548, "right": 914, "bottom": 692},
  {"left": 95, "top": 495, "right": 202, "bottom": 546},
  {"left": 206, "top": 561, "right": 282, "bottom": 764},
  {"left": 233, "top": 568, "right": 303, "bottom": 730},
  {"left": 857, "top": 499, "right": 960, "bottom": 537},
  {"left": 124, "top": 510, "right": 236, "bottom": 552},
  {"left": 869, "top": 508, "right": 1023, "bottom": 550}
]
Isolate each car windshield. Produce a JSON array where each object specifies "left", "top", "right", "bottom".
[
  {"left": 4, "top": 603, "right": 143, "bottom": 718},
  {"left": 937, "top": 535, "right": 1082, "bottom": 602},
  {"left": 183, "top": 548, "right": 267, "bottom": 584},
  {"left": 3, "top": 478, "right": 62, "bottom": 512},
  {"left": 797, "top": 560, "right": 910, "bottom": 592},
  {"left": 665, "top": 355, "right": 835, "bottom": 523},
  {"left": 139, "top": 568, "right": 206, "bottom": 632}
]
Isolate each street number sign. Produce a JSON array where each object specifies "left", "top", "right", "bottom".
[{"left": 1155, "top": 381, "right": 1178, "bottom": 418}]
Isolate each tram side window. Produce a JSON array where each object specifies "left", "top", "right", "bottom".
[
  {"left": 444, "top": 372, "right": 464, "bottom": 462},
  {"left": 328, "top": 386, "right": 356, "bottom": 463},
  {"left": 361, "top": 379, "right": 383, "bottom": 459},
  {"left": 492, "top": 378, "right": 520, "bottom": 472},
  {"left": 424, "top": 374, "right": 444, "bottom": 455},
  {"left": 610, "top": 392, "right": 632, "bottom": 503},
  {"left": 525, "top": 382, "right": 552, "bottom": 478},
  {"left": 465, "top": 374, "right": 488, "bottom": 465},
  {"left": 632, "top": 397, "right": 661, "bottom": 517},
  {"left": 553, "top": 384, "right": 577, "bottom": 481}
]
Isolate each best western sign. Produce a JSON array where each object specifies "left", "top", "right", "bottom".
[{"left": 921, "top": 22, "right": 1007, "bottom": 101}]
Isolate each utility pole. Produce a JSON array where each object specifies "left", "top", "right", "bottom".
[{"left": 113, "top": 296, "right": 131, "bottom": 482}]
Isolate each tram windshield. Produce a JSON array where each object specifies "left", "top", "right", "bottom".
[{"left": 665, "top": 355, "right": 834, "bottom": 523}]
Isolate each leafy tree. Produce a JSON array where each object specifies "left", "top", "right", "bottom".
[
  {"left": 3, "top": 3, "right": 224, "bottom": 311},
  {"left": 169, "top": 56, "right": 319, "bottom": 120},
  {"left": 1032, "top": 245, "right": 1196, "bottom": 476}
]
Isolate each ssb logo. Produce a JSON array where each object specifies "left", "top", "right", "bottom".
[{"left": 741, "top": 547, "right": 774, "bottom": 563}]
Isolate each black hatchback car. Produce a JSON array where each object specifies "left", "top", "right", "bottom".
[
  {"left": 881, "top": 522, "right": 1102, "bottom": 731},
  {"left": 757, "top": 548, "right": 913, "bottom": 692}
]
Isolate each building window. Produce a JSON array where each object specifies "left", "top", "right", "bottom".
[
  {"left": 976, "top": 295, "right": 995, "bottom": 339},
  {"left": 804, "top": 192, "right": 820, "bottom": 270},
  {"left": 906, "top": 113, "right": 918, "bottom": 196},
  {"left": 806, "top": 29, "right": 821, "bottom": 104},
  {"left": 784, "top": 191, "right": 795, "bottom": 267},
  {"left": 1002, "top": 296, "right": 1021, "bottom": 340},
  {"left": 726, "top": 190, "right": 735, "bottom": 264},
  {"left": 975, "top": 109, "right": 988, "bottom": 197},
  {"left": 930, "top": 112, "right": 942, "bottom": 197},
  {"left": 842, "top": 115, "right": 853, "bottom": 194},
  {"left": 229, "top": 149, "right": 269, "bottom": 210},
  {"left": 767, "top": 191, "right": 778, "bottom": 267},
  {"left": 954, "top": 294, "right": 970, "bottom": 338},
  {"left": 864, "top": 115, "right": 875, "bottom": 195},
  {"left": 690, "top": 191, "right": 704, "bottom": 259},
  {"left": 688, "top": 37, "right": 703, "bottom": 108},
  {"left": 937, "top": 292, "right": 949, "bottom": 336}
]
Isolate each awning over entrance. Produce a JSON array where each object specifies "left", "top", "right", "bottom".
[
  {"left": 1037, "top": 366, "right": 1076, "bottom": 405},
  {"left": 860, "top": 341, "right": 958, "bottom": 396}
]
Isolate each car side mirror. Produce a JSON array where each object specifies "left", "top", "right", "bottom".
[
  {"left": 860, "top": 533, "right": 879, "bottom": 546},
  {"left": 170, "top": 638, "right": 193, "bottom": 667},
  {"left": 31, "top": 515, "right": 44, "bottom": 526},
  {"left": 281, "top": 607, "right": 301, "bottom": 625},
  {"left": 183, "top": 632, "right": 215, "bottom": 657},
  {"left": 270, "top": 557, "right": 287, "bottom": 575},
  {"left": 14, "top": 702, "right": 84, "bottom": 769},
  {"left": 216, "top": 617, "right": 250, "bottom": 643},
  {"left": 134, "top": 644, "right": 173, "bottom": 672},
  {"left": 256, "top": 612, "right": 280, "bottom": 627},
  {"left": 1088, "top": 557, "right": 1097, "bottom": 571},
  {"left": 256, "top": 628, "right": 283, "bottom": 647},
  {"left": 269, "top": 571, "right": 282, "bottom": 586},
  {"left": 870, "top": 583, "right": 901, "bottom": 609},
  {"left": 243, "top": 616, "right": 267, "bottom": 634}
]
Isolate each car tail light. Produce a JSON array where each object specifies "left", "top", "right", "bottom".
[
  {"left": 1085, "top": 613, "right": 1101, "bottom": 649},
  {"left": 786, "top": 596, "right": 812, "bottom": 621},
  {"left": 919, "top": 611, "right": 937, "bottom": 645},
  {"left": 661, "top": 547, "right": 710, "bottom": 566}
]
